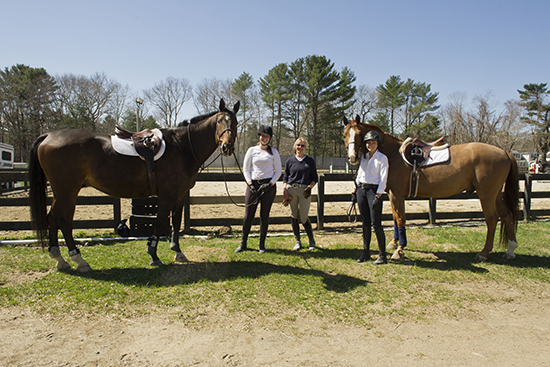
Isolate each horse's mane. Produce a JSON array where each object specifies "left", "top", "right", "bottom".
[{"left": 177, "top": 111, "right": 217, "bottom": 127}]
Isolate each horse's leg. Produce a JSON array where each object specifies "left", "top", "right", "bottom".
[
  {"left": 52, "top": 194, "right": 92, "bottom": 272},
  {"left": 496, "top": 194, "right": 518, "bottom": 260},
  {"left": 147, "top": 196, "right": 174, "bottom": 266},
  {"left": 474, "top": 195, "right": 499, "bottom": 262},
  {"left": 388, "top": 221, "right": 399, "bottom": 249},
  {"left": 170, "top": 199, "right": 188, "bottom": 263},
  {"left": 47, "top": 198, "right": 71, "bottom": 270},
  {"left": 389, "top": 192, "right": 407, "bottom": 260}
]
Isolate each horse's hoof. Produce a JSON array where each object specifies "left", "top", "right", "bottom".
[
  {"left": 387, "top": 239, "right": 399, "bottom": 250},
  {"left": 76, "top": 263, "right": 92, "bottom": 272},
  {"left": 474, "top": 254, "right": 487, "bottom": 263},
  {"left": 150, "top": 260, "right": 164, "bottom": 267},
  {"left": 503, "top": 252, "right": 516, "bottom": 260},
  {"left": 174, "top": 252, "right": 188, "bottom": 263},
  {"left": 56, "top": 259, "right": 72, "bottom": 271},
  {"left": 391, "top": 249, "right": 404, "bottom": 261}
]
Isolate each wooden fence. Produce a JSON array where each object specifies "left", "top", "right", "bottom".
[{"left": 1, "top": 171, "right": 549, "bottom": 235}]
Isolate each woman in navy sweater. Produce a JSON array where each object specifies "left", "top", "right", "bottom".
[{"left": 282, "top": 137, "right": 319, "bottom": 251}]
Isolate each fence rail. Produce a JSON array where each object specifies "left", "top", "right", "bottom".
[{"left": 1, "top": 171, "right": 549, "bottom": 235}]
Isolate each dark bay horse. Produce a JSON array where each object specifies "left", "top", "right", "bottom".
[
  {"left": 30, "top": 99, "right": 240, "bottom": 271},
  {"left": 342, "top": 115, "right": 520, "bottom": 262}
]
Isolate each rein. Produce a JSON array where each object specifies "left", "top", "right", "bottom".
[{"left": 219, "top": 151, "right": 264, "bottom": 208}]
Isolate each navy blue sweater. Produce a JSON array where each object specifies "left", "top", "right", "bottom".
[{"left": 283, "top": 155, "right": 318, "bottom": 185}]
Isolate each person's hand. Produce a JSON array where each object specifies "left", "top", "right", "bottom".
[
  {"left": 351, "top": 192, "right": 357, "bottom": 204},
  {"left": 283, "top": 188, "right": 290, "bottom": 201},
  {"left": 282, "top": 194, "right": 292, "bottom": 207},
  {"left": 303, "top": 185, "right": 312, "bottom": 199},
  {"left": 248, "top": 184, "right": 257, "bottom": 194},
  {"left": 258, "top": 183, "right": 271, "bottom": 194}
]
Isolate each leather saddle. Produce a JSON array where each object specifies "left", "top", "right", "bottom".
[
  {"left": 115, "top": 125, "right": 161, "bottom": 197},
  {"left": 401, "top": 136, "right": 447, "bottom": 166},
  {"left": 400, "top": 136, "right": 448, "bottom": 197}
]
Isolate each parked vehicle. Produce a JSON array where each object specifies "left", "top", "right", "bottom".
[{"left": 0, "top": 143, "right": 14, "bottom": 170}]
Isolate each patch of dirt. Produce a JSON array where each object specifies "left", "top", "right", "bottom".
[{"left": 1, "top": 284, "right": 549, "bottom": 366}]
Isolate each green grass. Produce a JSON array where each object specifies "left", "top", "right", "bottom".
[{"left": 1, "top": 222, "right": 549, "bottom": 328}]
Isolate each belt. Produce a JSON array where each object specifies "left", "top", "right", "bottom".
[
  {"left": 254, "top": 178, "right": 272, "bottom": 185},
  {"left": 359, "top": 183, "right": 378, "bottom": 190},
  {"left": 290, "top": 183, "right": 308, "bottom": 188}
]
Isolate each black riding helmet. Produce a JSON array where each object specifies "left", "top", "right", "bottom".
[
  {"left": 363, "top": 130, "right": 381, "bottom": 143},
  {"left": 258, "top": 125, "right": 273, "bottom": 138}
]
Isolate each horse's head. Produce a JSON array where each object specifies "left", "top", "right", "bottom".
[
  {"left": 342, "top": 115, "right": 365, "bottom": 165},
  {"left": 216, "top": 98, "right": 240, "bottom": 156}
]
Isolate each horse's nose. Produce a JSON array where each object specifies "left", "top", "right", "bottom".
[{"left": 222, "top": 143, "right": 234, "bottom": 156}]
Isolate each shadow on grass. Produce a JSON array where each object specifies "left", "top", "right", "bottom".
[
  {"left": 404, "top": 249, "right": 550, "bottom": 272},
  {"left": 72, "top": 259, "right": 367, "bottom": 293}
]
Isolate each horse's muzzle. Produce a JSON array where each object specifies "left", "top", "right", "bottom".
[
  {"left": 221, "top": 143, "right": 234, "bottom": 156},
  {"left": 348, "top": 155, "right": 359, "bottom": 165}
]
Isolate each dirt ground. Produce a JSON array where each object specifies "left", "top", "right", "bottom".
[{"left": 1, "top": 181, "right": 550, "bottom": 366}]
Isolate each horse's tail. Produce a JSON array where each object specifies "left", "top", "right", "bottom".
[
  {"left": 500, "top": 152, "right": 520, "bottom": 245},
  {"left": 29, "top": 134, "right": 49, "bottom": 247}
]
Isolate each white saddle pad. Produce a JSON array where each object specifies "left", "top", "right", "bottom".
[
  {"left": 110, "top": 128, "right": 166, "bottom": 161},
  {"left": 423, "top": 148, "right": 450, "bottom": 167}
]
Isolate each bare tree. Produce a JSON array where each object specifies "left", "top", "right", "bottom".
[
  {"left": 351, "top": 85, "right": 377, "bottom": 122},
  {"left": 144, "top": 77, "right": 192, "bottom": 127},
  {"left": 57, "top": 72, "right": 124, "bottom": 131},
  {"left": 193, "top": 78, "right": 234, "bottom": 115}
]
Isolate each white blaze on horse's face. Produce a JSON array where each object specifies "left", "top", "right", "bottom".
[{"left": 347, "top": 128, "right": 358, "bottom": 164}]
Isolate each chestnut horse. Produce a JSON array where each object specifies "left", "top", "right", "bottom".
[
  {"left": 30, "top": 99, "right": 240, "bottom": 271},
  {"left": 342, "top": 115, "right": 519, "bottom": 262}
]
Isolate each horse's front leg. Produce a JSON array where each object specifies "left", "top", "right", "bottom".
[
  {"left": 389, "top": 191, "right": 407, "bottom": 261},
  {"left": 147, "top": 197, "right": 174, "bottom": 266},
  {"left": 170, "top": 198, "right": 188, "bottom": 263}
]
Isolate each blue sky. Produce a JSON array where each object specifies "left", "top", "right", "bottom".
[{"left": 1, "top": 0, "right": 549, "bottom": 117}]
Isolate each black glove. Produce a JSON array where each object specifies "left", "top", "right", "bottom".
[
  {"left": 248, "top": 184, "right": 257, "bottom": 194},
  {"left": 372, "top": 196, "right": 382, "bottom": 211},
  {"left": 303, "top": 185, "right": 312, "bottom": 199},
  {"left": 258, "top": 183, "right": 271, "bottom": 194},
  {"left": 351, "top": 192, "right": 357, "bottom": 204}
]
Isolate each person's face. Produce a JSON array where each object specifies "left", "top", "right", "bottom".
[
  {"left": 366, "top": 140, "right": 378, "bottom": 152},
  {"left": 295, "top": 141, "right": 306, "bottom": 153},
  {"left": 259, "top": 133, "right": 271, "bottom": 145}
]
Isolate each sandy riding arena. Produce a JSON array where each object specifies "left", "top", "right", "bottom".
[{"left": 1, "top": 180, "right": 550, "bottom": 366}]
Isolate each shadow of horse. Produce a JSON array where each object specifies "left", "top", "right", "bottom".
[
  {"left": 405, "top": 249, "right": 550, "bottom": 272},
  {"left": 70, "top": 259, "right": 368, "bottom": 293}
]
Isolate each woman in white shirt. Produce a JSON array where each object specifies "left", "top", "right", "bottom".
[
  {"left": 235, "top": 125, "right": 282, "bottom": 253},
  {"left": 355, "top": 130, "right": 389, "bottom": 264}
]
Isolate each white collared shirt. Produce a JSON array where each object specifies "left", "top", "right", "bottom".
[
  {"left": 243, "top": 145, "right": 282, "bottom": 184},
  {"left": 355, "top": 150, "right": 389, "bottom": 195}
]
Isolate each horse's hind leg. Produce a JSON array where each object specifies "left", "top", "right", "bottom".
[
  {"left": 170, "top": 199, "right": 188, "bottom": 263},
  {"left": 497, "top": 195, "right": 518, "bottom": 260},
  {"left": 47, "top": 199, "right": 71, "bottom": 270},
  {"left": 475, "top": 195, "right": 499, "bottom": 262},
  {"left": 51, "top": 194, "right": 92, "bottom": 272}
]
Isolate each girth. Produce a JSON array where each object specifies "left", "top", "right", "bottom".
[{"left": 115, "top": 125, "right": 161, "bottom": 196}]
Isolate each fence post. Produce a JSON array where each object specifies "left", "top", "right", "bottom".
[
  {"left": 316, "top": 173, "right": 325, "bottom": 230},
  {"left": 113, "top": 198, "right": 121, "bottom": 230},
  {"left": 523, "top": 173, "right": 531, "bottom": 221},
  {"left": 428, "top": 198, "right": 437, "bottom": 224},
  {"left": 184, "top": 191, "right": 191, "bottom": 231}
]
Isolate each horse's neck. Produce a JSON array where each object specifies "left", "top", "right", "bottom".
[
  {"left": 187, "top": 117, "right": 218, "bottom": 166},
  {"left": 380, "top": 135, "right": 403, "bottom": 158}
]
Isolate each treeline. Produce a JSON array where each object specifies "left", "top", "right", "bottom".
[{"left": 1, "top": 58, "right": 549, "bottom": 163}]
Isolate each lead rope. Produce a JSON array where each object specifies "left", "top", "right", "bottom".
[
  {"left": 347, "top": 162, "right": 359, "bottom": 222},
  {"left": 218, "top": 149, "right": 264, "bottom": 208}
]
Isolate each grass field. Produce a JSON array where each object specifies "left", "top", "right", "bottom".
[{"left": 1, "top": 222, "right": 549, "bottom": 329}]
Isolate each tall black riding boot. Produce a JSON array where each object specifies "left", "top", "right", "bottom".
[
  {"left": 235, "top": 220, "right": 251, "bottom": 253},
  {"left": 357, "top": 234, "right": 371, "bottom": 263},
  {"left": 303, "top": 218, "right": 316, "bottom": 250},
  {"left": 291, "top": 218, "right": 302, "bottom": 251},
  {"left": 259, "top": 220, "right": 269, "bottom": 253},
  {"left": 373, "top": 226, "right": 387, "bottom": 265}
]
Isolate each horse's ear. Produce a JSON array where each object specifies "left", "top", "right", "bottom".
[
  {"left": 219, "top": 98, "right": 226, "bottom": 111},
  {"left": 343, "top": 116, "right": 349, "bottom": 126},
  {"left": 233, "top": 100, "right": 240, "bottom": 114},
  {"left": 355, "top": 114, "right": 361, "bottom": 124}
]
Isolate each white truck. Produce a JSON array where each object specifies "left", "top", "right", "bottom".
[{"left": 0, "top": 142, "right": 14, "bottom": 170}]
